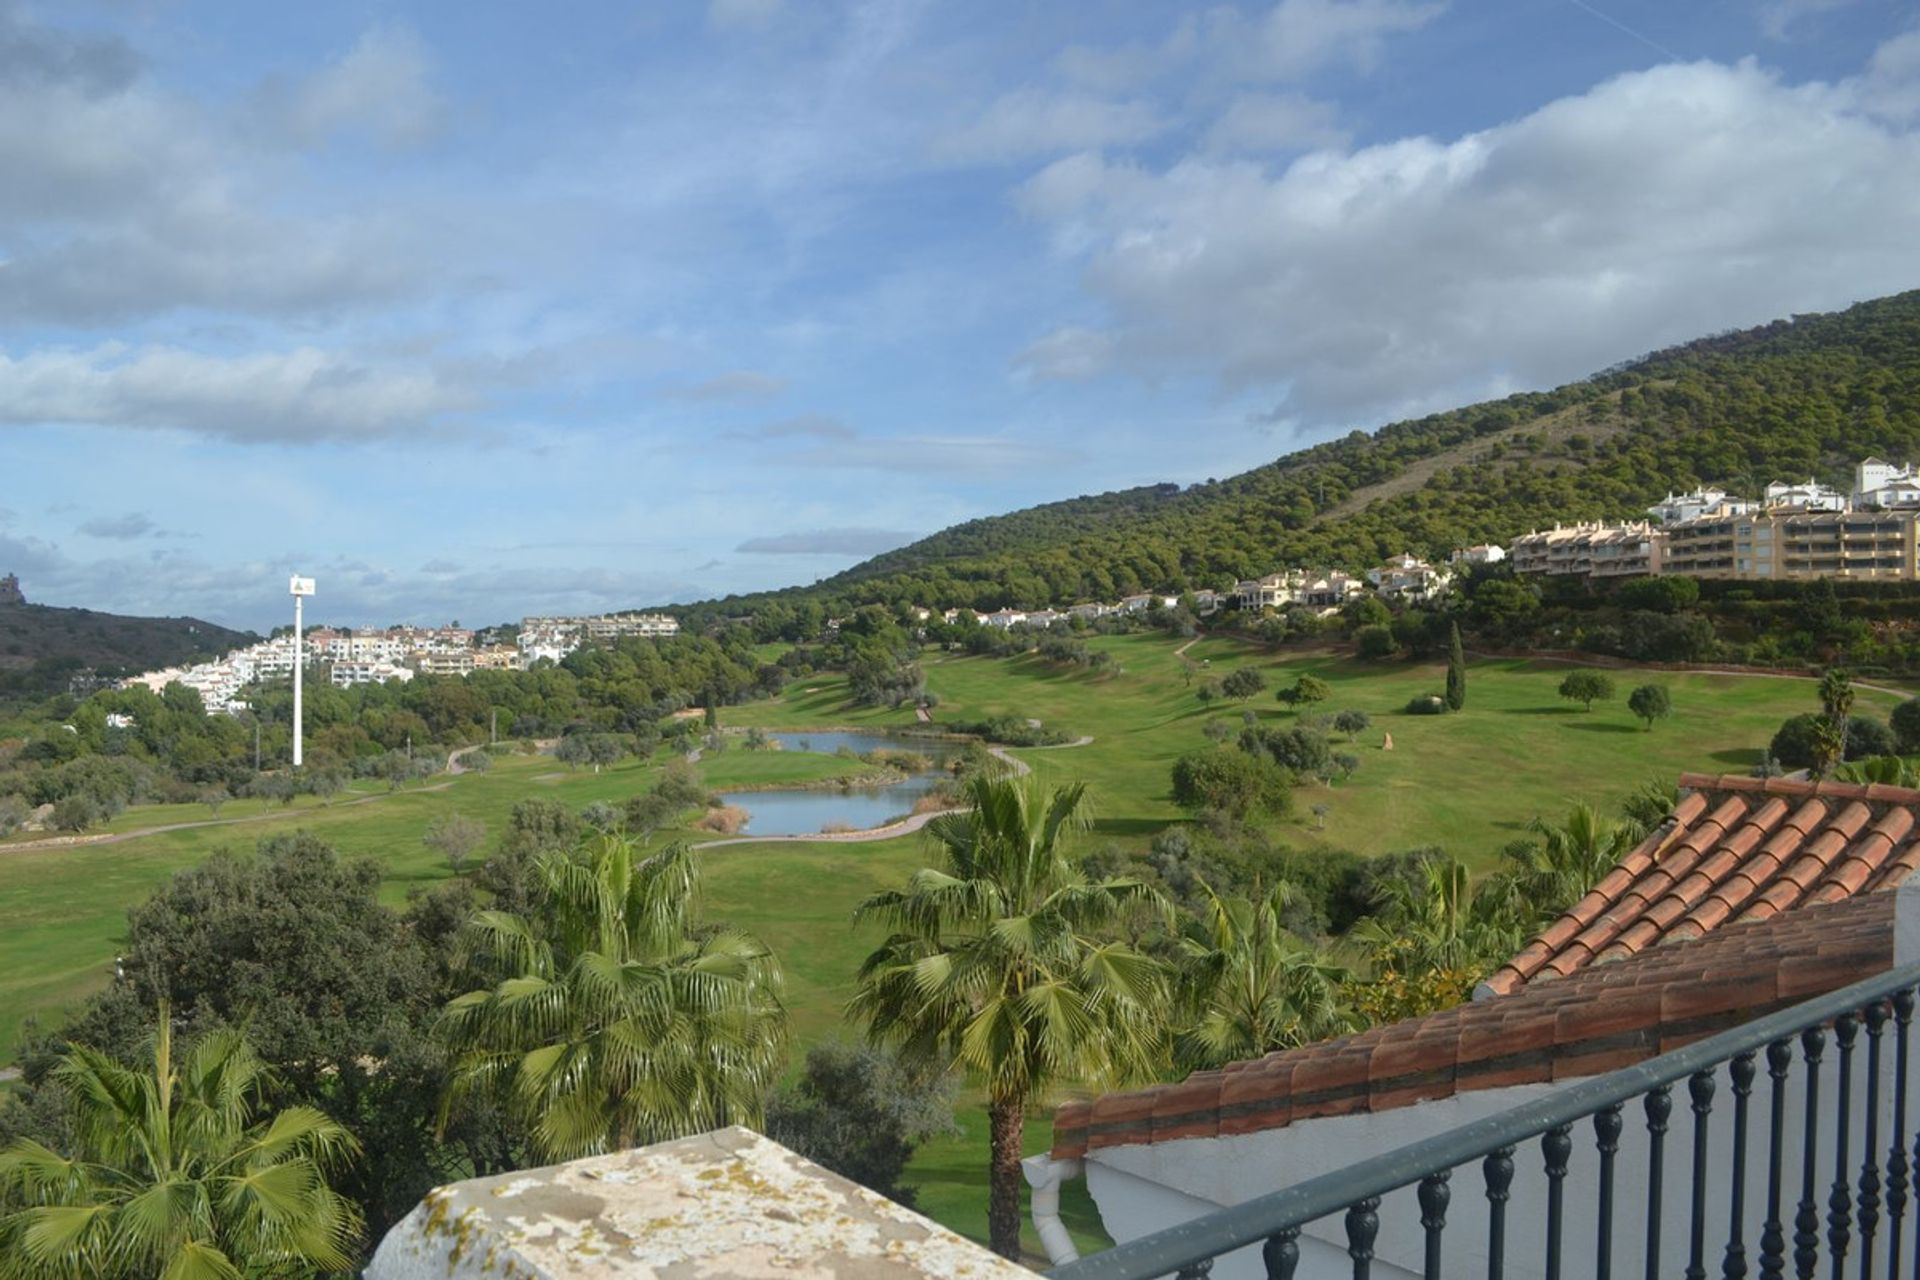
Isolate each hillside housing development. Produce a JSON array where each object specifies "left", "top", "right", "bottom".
[
  {"left": 121, "top": 610, "right": 681, "bottom": 714},
  {"left": 1512, "top": 458, "right": 1920, "bottom": 584}
]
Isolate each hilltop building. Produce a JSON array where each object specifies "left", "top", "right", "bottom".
[
  {"left": 1854, "top": 457, "right": 1920, "bottom": 508},
  {"left": 1366, "top": 554, "right": 1450, "bottom": 603},
  {"left": 0, "top": 573, "right": 22, "bottom": 606},
  {"left": 1448, "top": 543, "right": 1506, "bottom": 567},
  {"left": 1662, "top": 506, "right": 1919, "bottom": 581},
  {"left": 1509, "top": 521, "right": 1662, "bottom": 578},
  {"left": 1762, "top": 477, "right": 1847, "bottom": 511},
  {"left": 1645, "top": 486, "right": 1753, "bottom": 524}
]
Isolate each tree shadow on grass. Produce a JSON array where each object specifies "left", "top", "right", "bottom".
[
  {"left": 1503, "top": 706, "right": 1582, "bottom": 716},
  {"left": 1561, "top": 721, "right": 1641, "bottom": 734},
  {"left": 1091, "top": 817, "right": 1174, "bottom": 838},
  {"left": 1708, "top": 747, "right": 1767, "bottom": 765}
]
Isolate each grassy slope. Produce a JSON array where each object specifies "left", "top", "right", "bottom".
[{"left": 0, "top": 634, "right": 1904, "bottom": 1256}]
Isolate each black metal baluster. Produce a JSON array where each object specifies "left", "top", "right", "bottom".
[
  {"left": 1487, "top": 1145, "right": 1516, "bottom": 1280},
  {"left": 1888, "top": 990, "right": 1912, "bottom": 1280},
  {"left": 1800, "top": 1026, "right": 1828, "bottom": 1280},
  {"left": 1264, "top": 1227, "right": 1301, "bottom": 1280},
  {"left": 1652, "top": 1085, "right": 1675, "bottom": 1280},
  {"left": 1861, "top": 1003, "right": 1887, "bottom": 1280},
  {"left": 1598, "top": 1104, "right": 1625, "bottom": 1280},
  {"left": 1419, "top": 1171, "right": 1450, "bottom": 1280},
  {"left": 1835, "top": 1012, "right": 1860, "bottom": 1277},
  {"left": 1546, "top": 1125, "right": 1573, "bottom": 1280},
  {"left": 1728, "top": 1052, "right": 1757, "bottom": 1280},
  {"left": 1347, "top": 1195, "right": 1381, "bottom": 1280},
  {"left": 1692, "top": 1069, "right": 1720, "bottom": 1280},
  {"left": 1175, "top": 1262, "right": 1213, "bottom": 1279},
  {"left": 1761, "top": 1039, "right": 1794, "bottom": 1280}
]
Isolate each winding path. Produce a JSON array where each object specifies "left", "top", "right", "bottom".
[{"left": 690, "top": 735, "right": 1095, "bottom": 849}]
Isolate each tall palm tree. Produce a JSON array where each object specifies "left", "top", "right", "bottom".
[
  {"left": 439, "top": 837, "right": 786, "bottom": 1161},
  {"left": 1504, "top": 801, "right": 1637, "bottom": 918},
  {"left": 1173, "top": 880, "right": 1351, "bottom": 1071},
  {"left": 849, "top": 774, "right": 1168, "bottom": 1259},
  {"left": 0, "top": 1009, "right": 361, "bottom": 1280},
  {"left": 1353, "top": 855, "right": 1522, "bottom": 977}
]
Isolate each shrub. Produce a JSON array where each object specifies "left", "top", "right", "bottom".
[
  {"left": 1894, "top": 698, "right": 1920, "bottom": 753},
  {"left": 1355, "top": 624, "right": 1397, "bottom": 660},
  {"left": 1331, "top": 709, "right": 1372, "bottom": 738},
  {"left": 764, "top": 1043, "right": 956, "bottom": 1208},
  {"left": 1405, "top": 694, "right": 1447, "bottom": 715},
  {"left": 1557, "top": 670, "right": 1616, "bottom": 710},
  {"left": 1170, "top": 749, "right": 1292, "bottom": 819},
  {"left": 1627, "top": 684, "right": 1672, "bottom": 729}
]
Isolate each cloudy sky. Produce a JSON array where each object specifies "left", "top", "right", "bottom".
[{"left": 4, "top": 0, "right": 1919, "bottom": 631}]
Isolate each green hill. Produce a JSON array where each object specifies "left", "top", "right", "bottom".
[
  {"left": 677, "top": 289, "right": 1920, "bottom": 621},
  {"left": 0, "top": 587, "right": 254, "bottom": 707}
]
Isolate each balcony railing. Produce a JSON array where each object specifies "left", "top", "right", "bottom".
[{"left": 1048, "top": 961, "right": 1920, "bottom": 1280}]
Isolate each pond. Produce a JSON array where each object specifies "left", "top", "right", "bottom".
[{"left": 712, "top": 731, "right": 957, "bottom": 837}]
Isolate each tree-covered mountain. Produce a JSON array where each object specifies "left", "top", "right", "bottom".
[
  {"left": 677, "top": 289, "right": 1920, "bottom": 624},
  {"left": 0, "top": 591, "right": 255, "bottom": 706}
]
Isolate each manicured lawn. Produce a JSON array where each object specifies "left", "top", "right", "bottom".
[{"left": 0, "top": 633, "right": 1907, "bottom": 1250}]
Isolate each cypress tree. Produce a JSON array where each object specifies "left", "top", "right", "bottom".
[{"left": 1445, "top": 622, "right": 1467, "bottom": 711}]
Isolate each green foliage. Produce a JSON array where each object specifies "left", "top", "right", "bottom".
[
  {"left": 1276, "top": 674, "right": 1330, "bottom": 707},
  {"left": 1219, "top": 667, "right": 1267, "bottom": 700},
  {"left": 1170, "top": 749, "right": 1293, "bottom": 820},
  {"left": 1405, "top": 693, "right": 1448, "bottom": 715},
  {"left": 1615, "top": 576, "right": 1700, "bottom": 614},
  {"left": 764, "top": 1043, "right": 956, "bottom": 1209},
  {"left": 1893, "top": 698, "right": 1920, "bottom": 753},
  {"left": 850, "top": 774, "right": 1167, "bottom": 1257},
  {"left": 1172, "top": 882, "right": 1351, "bottom": 1071},
  {"left": 1354, "top": 624, "right": 1397, "bottom": 660},
  {"left": 440, "top": 838, "right": 787, "bottom": 1161},
  {"left": 1445, "top": 623, "right": 1467, "bottom": 711},
  {"left": 1557, "top": 670, "right": 1616, "bottom": 710},
  {"left": 1628, "top": 683, "right": 1673, "bottom": 729},
  {"left": 0, "top": 1013, "right": 362, "bottom": 1279}
]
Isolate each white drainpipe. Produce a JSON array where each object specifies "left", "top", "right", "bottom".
[{"left": 1022, "top": 1153, "right": 1086, "bottom": 1266}]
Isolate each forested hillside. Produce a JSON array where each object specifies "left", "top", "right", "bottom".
[
  {"left": 0, "top": 597, "right": 254, "bottom": 706},
  {"left": 677, "top": 290, "right": 1920, "bottom": 624}
]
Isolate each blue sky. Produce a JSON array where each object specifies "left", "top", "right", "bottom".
[{"left": 3, "top": 0, "right": 1919, "bottom": 631}]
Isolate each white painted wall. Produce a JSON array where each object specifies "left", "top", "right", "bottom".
[{"left": 1080, "top": 1049, "right": 1920, "bottom": 1280}]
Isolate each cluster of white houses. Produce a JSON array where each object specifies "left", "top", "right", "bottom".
[
  {"left": 1514, "top": 458, "right": 1920, "bottom": 584},
  {"left": 123, "top": 611, "right": 681, "bottom": 714}
]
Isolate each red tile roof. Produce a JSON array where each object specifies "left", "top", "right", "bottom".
[
  {"left": 1482, "top": 774, "right": 1920, "bottom": 996},
  {"left": 1051, "top": 892, "right": 1894, "bottom": 1160}
]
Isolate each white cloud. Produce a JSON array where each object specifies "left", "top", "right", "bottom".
[
  {"left": 1016, "top": 58, "right": 1920, "bottom": 425},
  {"left": 1855, "top": 29, "right": 1920, "bottom": 121},
  {"left": 1203, "top": 92, "right": 1349, "bottom": 153},
  {"left": 266, "top": 26, "right": 445, "bottom": 149},
  {"left": 1057, "top": 0, "right": 1443, "bottom": 92},
  {"left": 1758, "top": 0, "right": 1860, "bottom": 40},
  {"left": 708, "top": 0, "right": 785, "bottom": 31},
  {"left": 736, "top": 527, "right": 917, "bottom": 555},
  {"left": 78, "top": 512, "right": 156, "bottom": 540},
  {"left": 1013, "top": 326, "right": 1115, "bottom": 381},
  {"left": 1217, "top": 0, "right": 1446, "bottom": 82},
  {"left": 665, "top": 370, "right": 788, "bottom": 401},
  {"left": 0, "top": 344, "right": 479, "bottom": 443},
  {"left": 933, "top": 90, "right": 1167, "bottom": 165}
]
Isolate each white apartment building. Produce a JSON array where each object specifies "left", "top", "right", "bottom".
[
  {"left": 1855, "top": 457, "right": 1920, "bottom": 508},
  {"left": 331, "top": 661, "right": 416, "bottom": 688},
  {"left": 1509, "top": 522, "right": 1662, "bottom": 578},
  {"left": 1366, "top": 554, "right": 1451, "bottom": 603},
  {"left": 1763, "top": 478, "right": 1847, "bottom": 511},
  {"left": 1646, "top": 486, "right": 1755, "bottom": 524},
  {"left": 1449, "top": 544, "right": 1507, "bottom": 567}
]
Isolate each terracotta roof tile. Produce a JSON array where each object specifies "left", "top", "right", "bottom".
[
  {"left": 1051, "top": 893, "right": 1896, "bottom": 1158},
  {"left": 1484, "top": 776, "right": 1920, "bottom": 995}
]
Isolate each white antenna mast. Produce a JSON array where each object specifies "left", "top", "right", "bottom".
[{"left": 289, "top": 575, "right": 315, "bottom": 767}]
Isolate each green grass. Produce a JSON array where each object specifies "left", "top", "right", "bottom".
[{"left": 0, "top": 633, "right": 1905, "bottom": 1249}]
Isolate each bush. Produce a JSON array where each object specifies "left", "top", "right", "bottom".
[
  {"left": 1221, "top": 667, "right": 1267, "bottom": 700},
  {"left": 1894, "top": 698, "right": 1920, "bottom": 753},
  {"left": 1558, "top": 670, "right": 1616, "bottom": 710},
  {"left": 1627, "top": 684, "right": 1672, "bottom": 729},
  {"left": 1170, "top": 749, "right": 1293, "bottom": 819},
  {"left": 1332, "top": 709, "right": 1372, "bottom": 737},
  {"left": 1240, "top": 725, "right": 1332, "bottom": 776},
  {"left": 1770, "top": 714, "right": 1897, "bottom": 768},
  {"left": 1405, "top": 694, "right": 1447, "bottom": 715},
  {"left": 51, "top": 794, "right": 104, "bottom": 832},
  {"left": 460, "top": 749, "right": 492, "bottom": 773},
  {"left": 764, "top": 1044, "right": 956, "bottom": 1208},
  {"left": 1354, "top": 624, "right": 1397, "bottom": 660}
]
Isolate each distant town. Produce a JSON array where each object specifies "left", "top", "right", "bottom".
[
  {"left": 121, "top": 612, "right": 679, "bottom": 714},
  {"left": 89, "top": 456, "right": 1920, "bottom": 717}
]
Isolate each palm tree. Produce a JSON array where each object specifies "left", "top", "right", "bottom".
[
  {"left": 849, "top": 774, "right": 1168, "bottom": 1259},
  {"left": 439, "top": 837, "right": 787, "bottom": 1162},
  {"left": 1503, "top": 801, "right": 1637, "bottom": 919},
  {"left": 0, "top": 1008, "right": 361, "bottom": 1280},
  {"left": 1353, "top": 855, "right": 1518, "bottom": 976},
  {"left": 1173, "top": 880, "right": 1350, "bottom": 1071}
]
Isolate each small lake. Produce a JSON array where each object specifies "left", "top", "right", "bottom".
[{"left": 714, "top": 731, "right": 955, "bottom": 837}]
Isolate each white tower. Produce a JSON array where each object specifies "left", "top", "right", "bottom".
[{"left": 289, "top": 575, "right": 315, "bottom": 767}]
